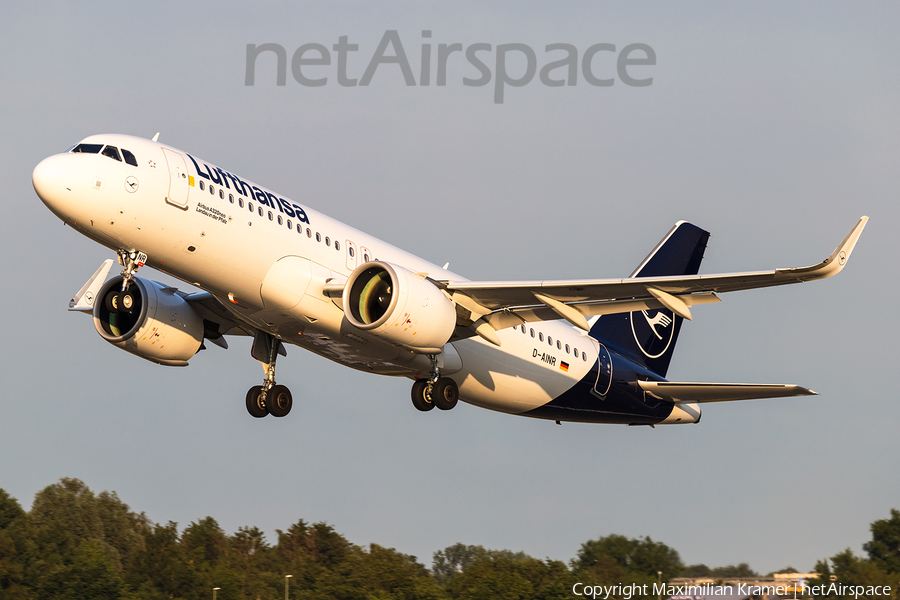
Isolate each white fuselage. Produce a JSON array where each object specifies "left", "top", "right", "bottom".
[{"left": 33, "top": 133, "right": 598, "bottom": 416}]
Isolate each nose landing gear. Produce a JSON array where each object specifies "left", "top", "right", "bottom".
[
  {"left": 104, "top": 249, "right": 147, "bottom": 313},
  {"left": 116, "top": 249, "right": 147, "bottom": 292}
]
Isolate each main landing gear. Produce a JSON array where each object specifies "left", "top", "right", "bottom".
[
  {"left": 245, "top": 331, "right": 293, "bottom": 418},
  {"left": 246, "top": 384, "right": 292, "bottom": 418},
  {"left": 411, "top": 354, "right": 459, "bottom": 412}
]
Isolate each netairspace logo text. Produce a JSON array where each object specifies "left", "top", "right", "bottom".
[{"left": 245, "top": 30, "right": 656, "bottom": 104}]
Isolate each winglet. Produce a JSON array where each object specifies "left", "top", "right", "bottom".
[
  {"left": 69, "top": 259, "right": 114, "bottom": 313},
  {"left": 776, "top": 216, "right": 868, "bottom": 280}
]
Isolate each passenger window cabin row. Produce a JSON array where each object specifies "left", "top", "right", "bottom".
[
  {"left": 198, "top": 179, "right": 361, "bottom": 258},
  {"left": 518, "top": 324, "right": 588, "bottom": 362}
]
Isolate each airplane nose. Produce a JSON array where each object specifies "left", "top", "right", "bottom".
[{"left": 32, "top": 154, "right": 72, "bottom": 211}]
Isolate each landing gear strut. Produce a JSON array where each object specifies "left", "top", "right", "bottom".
[
  {"left": 116, "top": 249, "right": 147, "bottom": 292},
  {"left": 411, "top": 354, "right": 459, "bottom": 412},
  {"left": 245, "top": 331, "right": 293, "bottom": 418},
  {"left": 104, "top": 249, "right": 147, "bottom": 313}
]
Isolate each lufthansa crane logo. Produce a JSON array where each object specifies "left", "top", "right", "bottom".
[{"left": 630, "top": 308, "right": 675, "bottom": 358}]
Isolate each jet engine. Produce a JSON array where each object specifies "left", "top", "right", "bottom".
[
  {"left": 93, "top": 275, "right": 204, "bottom": 366},
  {"left": 343, "top": 262, "right": 457, "bottom": 352}
]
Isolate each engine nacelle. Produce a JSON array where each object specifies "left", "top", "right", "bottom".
[
  {"left": 93, "top": 276, "right": 204, "bottom": 366},
  {"left": 343, "top": 262, "right": 457, "bottom": 351}
]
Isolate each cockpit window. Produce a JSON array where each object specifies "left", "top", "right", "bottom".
[
  {"left": 121, "top": 149, "right": 138, "bottom": 167},
  {"left": 72, "top": 143, "right": 103, "bottom": 154},
  {"left": 101, "top": 146, "right": 122, "bottom": 161}
]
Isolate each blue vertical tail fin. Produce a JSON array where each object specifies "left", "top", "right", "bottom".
[{"left": 589, "top": 221, "right": 710, "bottom": 378}]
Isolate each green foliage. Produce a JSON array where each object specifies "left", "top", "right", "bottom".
[
  {"left": 442, "top": 550, "right": 575, "bottom": 600},
  {"left": 26, "top": 478, "right": 148, "bottom": 599},
  {"left": 708, "top": 563, "right": 758, "bottom": 579},
  {"left": 812, "top": 550, "right": 895, "bottom": 599},
  {"left": 681, "top": 564, "right": 711, "bottom": 577},
  {"left": 131, "top": 521, "right": 194, "bottom": 599},
  {"left": 0, "top": 491, "right": 24, "bottom": 531},
  {"left": 182, "top": 516, "right": 228, "bottom": 569},
  {"left": 5, "top": 479, "right": 899, "bottom": 600},
  {"left": 46, "top": 539, "right": 125, "bottom": 600},
  {"left": 572, "top": 534, "right": 683, "bottom": 585},
  {"left": 811, "top": 508, "right": 900, "bottom": 600},
  {"left": 658, "top": 561, "right": 760, "bottom": 582},
  {"left": 433, "top": 544, "right": 490, "bottom": 581},
  {"left": 350, "top": 544, "right": 446, "bottom": 600},
  {"left": 29, "top": 478, "right": 106, "bottom": 569},
  {"left": 230, "top": 526, "right": 271, "bottom": 599},
  {"left": 863, "top": 508, "right": 900, "bottom": 575},
  {"left": 0, "top": 489, "right": 31, "bottom": 600}
]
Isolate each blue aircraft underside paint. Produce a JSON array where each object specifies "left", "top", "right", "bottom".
[{"left": 524, "top": 350, "right": 674, "bottom": 424}]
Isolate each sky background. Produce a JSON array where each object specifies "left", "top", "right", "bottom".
[{"left": 1, "top": 0, "right": 898, "bottom": 576}]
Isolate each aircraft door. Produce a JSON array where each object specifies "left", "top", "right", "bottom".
[
  {"left": 591, "top": 343, "right": 613, "bottom": 399},
  {"left": 162, "top": 148, "right": 189, "bottom": 208},
  {"left": 345, "top": 240, "right": 357, "bottom": 271}
]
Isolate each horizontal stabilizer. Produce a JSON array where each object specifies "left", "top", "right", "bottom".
[{"left": 638, "top": 381, "right": 817, "bottom": 403}]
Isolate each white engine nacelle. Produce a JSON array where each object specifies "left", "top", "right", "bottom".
[
  {"left": 343, "top": 262, "right": 457, "bottom": 352},
  {"left": 93, "top": 276, "right": 204, "bottom": 366}
]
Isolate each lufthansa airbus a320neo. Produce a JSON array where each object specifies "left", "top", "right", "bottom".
[{"left": 32, "top": 133, "right": 867, "bottom": 424}]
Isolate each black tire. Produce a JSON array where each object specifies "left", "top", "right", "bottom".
[
  {"left": 245, "top": 386, "right": 268, "bottom": 418},
  {"left": 267, "top": 385, "right": 293, "bottom": 417},
  {"left": 433, "top": 378, "right": 459, "bottom": 411},
  {"left": 105, "top": 291, "right": 120, "bottom": 312},
  {"left": 411, "top": 379, "right": 435, "bottom": 412},
  {"left": 120, "top": 291, "right": 135, "bottom": 312}
]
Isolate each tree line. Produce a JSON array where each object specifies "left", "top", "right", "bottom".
[{"left": 0, "top": 478, "right": 896, "bottom": 599}]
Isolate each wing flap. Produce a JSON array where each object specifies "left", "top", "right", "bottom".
[
  {"left": 638, "top": 381, "right": 817, "bottom": 403},
  {"left": 480, "top": 292, "right": 721, "bottom": 331}
]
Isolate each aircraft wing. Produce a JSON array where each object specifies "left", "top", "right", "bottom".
[
  {"left": 181, "top": 291, "right": 255, "bottom": 345},
  {"left": 443, "top": 216, "right": 867, "bottom": 335},
  {"left": 638, "top": 381, "right": 817, "bottom": 403}
]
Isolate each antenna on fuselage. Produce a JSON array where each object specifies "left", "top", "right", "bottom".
[{"left": 151, "top": 132, "right": 160, "bottom": 142}]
